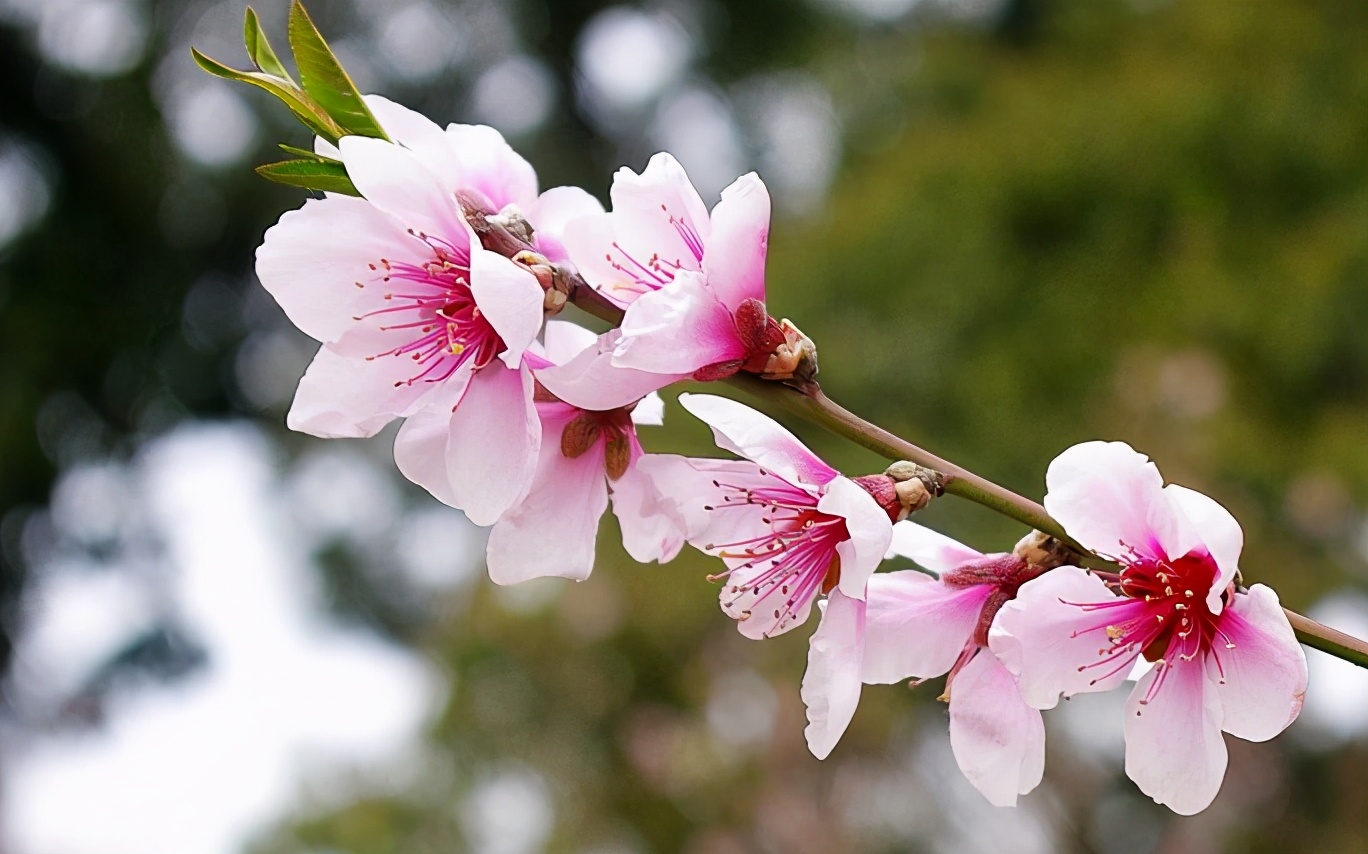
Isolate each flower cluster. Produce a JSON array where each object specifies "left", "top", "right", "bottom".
[{"left": 253, "top": 96, "right": 1308, "bottom": 816}]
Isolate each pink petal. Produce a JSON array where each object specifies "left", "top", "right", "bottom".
[
  {"left": 1212, "top": 584, "right": 1307, "bottom": 742},
  {"left": 632, "top": 455, "right": 776, "bottom": 546},
  {"left": 604, "top": 153, "right": 711, "bottom": 266},
  {"left": 948, "top": 651, "right": 1046, "bottom": 807},
  {"left": 1165, "top": 484, "right": 1244, "bottom": 614},
  {"left": 1044, "top": 441, "right": 1181, "bottom": 563},
  {"left": 364, "top": 95, "right": 464, "bottom": 190},
  {"left": 701, "top": 173, "right": 770, "bottom": 309},
  {"left": 801, "top": 590, "right": 866, "bottom": 759},
  {"left": 676, "top": 393, "right": 839, "bottom": 488},
  {"left": 338, "top": 135, "right": 464, "bottom": 239},
  {"left": 392, "top": 399, "right": 463, "bottom": 507},
  {"left": 613, "top": 273, "right": 746, "bottom": 374},
  {"left": 1124, "top": 658, "right": 1228, "bottom": 815},
  {"left": 541, "top": 319, "right": 599, "bottom": 365},
  {"left": 287, "top": 345, "right": 471, "bottom": 438},
  {"left": 862, "top": 572, "right": 990, "bottom": 683},
  {"left": 445, "top": 363, "right": 540, "bottom": 525},
  {"left": 526, "top": 186, "right": 605, "bottom": 265},
  {"left": 536, "top": 329, "right": 684, "bottom": 411},
  {"left": 630, "top": 392, "right": 665, "bottom": 427},
  {"left": 443, "top": 123, "right": 539, "bottom": 211},
  {"left": 989, "top": 567, "right": 1142, "bottom": 709},
  {"left": 485, "top": 411, "right": 609, "bottom": 584},
  {"left": 886, "top": 521, "right": 987, "bottom": 571},
  {"left": 255, "top": 195, "right": 429, "bottom": 344},
  {"left": 469, "top": 242, "right": 545, "bottom": 367},
  {"left": 609, "top": 451, "right": 687, "bottom": 565},
  {"left": 818, "top": 477, "right": 894, "bottom": 600}
]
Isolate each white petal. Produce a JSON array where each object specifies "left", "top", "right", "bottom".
[
  {"left": 886, "top": 521, "right": 986, "bottom": 571},
  {"left": 1124, "top": 659, "right": 1228, "bottom": 816},
  {"left": 862, "top": 572, "right": 988, "bottom": 683},
  {"left": 536, "top": 328, "right": 681, "bottom": 411},
  {"left": 802, "top": 590, "right": 866, "bottom": 759},
  {"left": 255, "top": 195, "right": 428, "bottom": 344},
  {"left": 989, "top": 568, "right": 1140, "bottom": 709},
  {"left": 485, "top": 411, "right": 609, "bottom": 584},
  {"left": 613, "top": 273, "right": 744, "bottom": 374},
  {"left": 1044, "top": 441, "right": 1180, "bottom": 563},
  {"left": 338, "top": 135, "right": 465, "bottom": 239},
  {"left": 364, "top": 95, "right": 463, "bottom": 189},
  {"left": 469, "top": 244, "right": 544, "bottom": 368},
  {"left": 1212, "top": 584, "right": 1308, "bottom": 742},
  {"left": 541, "top": 319, "right": 599, "bottom": 365},
  {"left": 445, "top": 364, "right": 539, "bottom": 525},
  {"left": 287, "top": 346, "right": 470, "bottom": 438},
  {"left": 948, "top": 652, "right": 1046, "bottom": 807},
  {"left": 677, "top": 393, "right": 839, "bottom": 488},
  {"left": 609, "top": 452, "right": 687, "bottom": 564},
  {"left": 393, "top": 400, "right": 463, "bottom": 507},
  {"left": 444, "top": 123, "right": 539, "bottom": 210},
  {"left": 1165, "top": 483, "right": 1244, "bottom": 613},
  {"left": 526, "top": 185, "right": 604, "bottom": 265},
  {"left": 701, "top": 173, "right": 770, "bottom": 309},
  {"left": 818, "top": 477, "right": 894, "bottom": 600}
]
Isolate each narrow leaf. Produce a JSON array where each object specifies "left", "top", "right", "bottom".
[
  {"left": 287, "top": 1, "right": 389, "bottom": 141},
  {"left": 191, "top": 48, "right": 345, "bottom": 141},
  {"left": 243, "top": 6, "right": 293, "bottom": 81},
  {"left": 255, "top": 158, "right": 360, "bottom": 196},
  {"left": 277, "top": 143, "right": 335, "bottom": 161}
]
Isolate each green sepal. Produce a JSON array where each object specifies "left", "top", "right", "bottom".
[
  {"left": 255, "top": 158, "right": 360, "bottom": 196},
  {"left": 191, "top": 47, "right": 345, "bottom": 142},
  {"left": 287, "top": 0, "right": 389, "bottom": 141}
]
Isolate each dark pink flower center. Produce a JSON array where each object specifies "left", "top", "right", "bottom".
[
  {"left": 356, "top": 230, "right": 506, "bottom": 386},
  {"left": 1070, "top": 549, "right": 1234, "bottom": 705},
  {"left": 704, "top": 477, "right": 849, "bottom": 636}
]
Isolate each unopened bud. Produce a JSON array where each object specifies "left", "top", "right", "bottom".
[
  {"left": 883, "top": 461, "right": 944, "bottom": 519},
  {"left": 758, "top": 319, "right": 818, "bottom": 384},
  {"left": 1011, "top": 530, "right": 1076, "bottom": 571}
]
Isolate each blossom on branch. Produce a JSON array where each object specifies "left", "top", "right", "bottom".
[
  {"left": 256, "top": 97, "right": 600, "bottom": 525},
  {"left": 990, "top": 441, "right": 1308, "bottom": 815},
  {"left": 801, "top": 523, "right": 1046, "bottom": 807},
  {"left": 638, "top": 394, "right": 893, "bottom": 639},
  {"left": 483, "top": 322, "right": 685, "bottom": 584},
  {"left": 539, "top": 154, "right": 814, "bottom": 411}
]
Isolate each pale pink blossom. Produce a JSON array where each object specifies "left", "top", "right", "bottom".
[
  {"left": 990, "top": 441, "right": 1308, "bottom": 815},
  {"left": 256, "top": 97, "right": 600, "bottom": 525},
  {"left": 484, "top": 321, "right": 684, "bottom": 584},
  {"left": 540, "top": 154, "right": 810, "bottom": 411},
  {"left": 801, "top": 523, "right": 1045, "bottom": 807},
  {"left": 637, "top": 394, "right": 893, "bottom": 639}
]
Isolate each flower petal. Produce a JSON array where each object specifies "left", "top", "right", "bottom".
[
  {"left": 536, "top": 329, "right": 684, "bottom": 411},
  {"left": 886, "top": 521, "right": 987, "bottom": 571},
  {"left": 989, "top": 567, "right": 1142, "bottom": 709},
  {"left": 862, "top": 572, "right": 990, "bottom": 683},
  {"left": 541, "top": 319, "right": 599, "bottom": 366},
  {"left": 526, "top": 186, "right": 604, "bottom": 265},
  {"left": 701, "top": 173, "right": 770, "bottom": 309},
  {"left": 614, "top": 273, "right": 745, "bottom": 374},
  {"left": 1165, "top": 483, "right": 1244, "bottom": 613},
  {"left": 445, "top": 364, "right": 539, "bottom": 525},
  {"left": 609, "top": 449, "right": 687, "bottom": 565},
  {"left": 802, "top": 590, "right": 866, "bottom": 759},
  {"left": 818, "top": 477, "right": 894, "bottom": 600},
  {"left": 287, "top": 345, "right": 470, "bottom": 438},
  {"left": 486, "top": 411, "right": 609, "bottom": 584},
  {"left": 338, "top": 135, "right": 464, "bottom": 239},
  {"left": 365, "top": 95, "right": 463, "bottom": 189},
  {"left": 676, "top": 393, "right": 839, "bottom": 488},
  {"left": 1124, "top": 659, "right": 1228, "bottom": 816},
  {"left": 444, "top": 123, "right": 539, "bottom": 211},
  {"left": 948, "top": 651, "right": 1046, "bottom": 807},
  {"left": 255, "top": 195, "right": 429, "bottom": 344},
  {"left": 1212, "top": 584, "right": 1307, "bottom": 742},
  {"left": 1044, "top": 441, "right": 1180, "bottom": 563},
  {"left": 393, "top": 397, "right": 464, "bottom": 507},
  {"left": 469, "top": 242, "right": 545, "bottom": 367},
  {"left": 631, "top": 455, "right": 769, "bottom": 544},
  {"left": 604, "top": 152, "right": 710, "bottom": 265}
]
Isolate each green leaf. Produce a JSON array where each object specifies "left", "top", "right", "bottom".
[
  {"left": 287, "top": 1, "right": 389, "bottom": 141},
  {"left": 277, "top": 143, "right": 333, "bottom": 160},
  {"left": 243, "top": 6, "right": 292, "bottom": 81},
  {"left": 191, "top": 47, "right": 345, "bottom": 142},
  {"left": 255, "top": 158, "right": 360, "bottom": 196}
]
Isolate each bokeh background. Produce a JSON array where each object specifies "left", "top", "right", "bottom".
[{"left": 2, "top": 0, "right": 1367, "bottom": 852}]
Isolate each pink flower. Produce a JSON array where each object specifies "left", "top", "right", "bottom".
[
  {"left": 802, "top": 523, "right": 1045, "bottom": 807},
  {"left": 989, "top": 441, "right": 1308, "bottom": 815},
  {"left": 637, "top": 394, "right": 893, "bottom": 639},
  {"left": 256, "top": 97, "right": 600, "bottom": 525},
  {"left": 540, "top": 154, "right": 811, "bottom": 411},
  {"left": 483, "top": 321, "right": 685, "bottom": 584}
]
